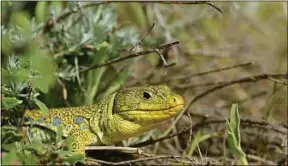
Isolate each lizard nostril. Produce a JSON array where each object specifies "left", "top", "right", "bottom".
[
  {"left": 172, "top": 95, "right": 184, "bottom": 105},
  {"left": 173, "top": 97, "right": 177, "bottom": 103}
]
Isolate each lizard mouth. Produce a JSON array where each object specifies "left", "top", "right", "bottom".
[
  {"left": 118, "top": 103, "right": 184, "bottom": 113},
  {"left": 118, "top": 104, "right": 184, "bottom": 123}
]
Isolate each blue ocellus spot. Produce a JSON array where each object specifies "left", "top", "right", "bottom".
[
  {"left": 52, "top": 118, "right": 61, "bottom": 126},
  {"left": 25, "top": 117, "right": 33, "bottom": 122},
  {"left": 74, "top": 117, "right": 84, "bottom": 124},
  {"left": 38, "top": 118, "right": 44, "bottom": 123}
]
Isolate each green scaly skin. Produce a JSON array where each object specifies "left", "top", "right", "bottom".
[{"left": 23, "top": 85, "right": 184, "bottom": 155}]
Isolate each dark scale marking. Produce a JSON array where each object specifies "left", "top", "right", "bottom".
[
  {"left": 52, "top": 117, "right": 61, "bottom": 126},
  {"left": 74, "top": 117, "right": 84, "bottom": 124}
]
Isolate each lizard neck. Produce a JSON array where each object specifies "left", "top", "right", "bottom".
[
  {"left": 89, "top": 92, "right": 117, "bottom": 145},
  {"left": 99, "top": 93, "right": 157, "bottom": 144}
]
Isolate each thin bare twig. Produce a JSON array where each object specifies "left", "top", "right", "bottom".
[
  {"left": 246, "top": 154, "right": 276, "bottom": 165},
  {"left": 150, "top": 1, "right": 223, "bottom": 14},
  {"left": 268, "top": 76, "right": 288, "bottom": 85},
  {"left": 130, "top": 126, "right": 192, "bottom": 147},
  {"left": 57, "top": 78, "right": 71, "bottom": 107},
  {"left": 85, "top": 146, "right": 143, "bottom": 155},
  {"left": 154, "top": 49, "right": 176, "bottom": 68},
  {"left": 169, "top": 62, "right": 253, "bottom": 81},
  {"left": 218, "top": 91, "right": 267, "bottom": 110},
  {"left": 42, "top": 2, "right": 108, "bottom": 34},
  {"left": 85, "top": 155, "right": 192, "bottom": 166},
  {"left": 131, "top": 72, "right": 287, "bottom": 147},
  {"left": 79, "top": 41, "right": 180, "bottom": 72},
  {"left": 206, "top": 2, "right": 223, "bottom": 14},
  {"left": 162, "top": 73, "right": 287, "bottom": 139},
  {"left": 176, "top": 74, "right": 287, "bottom": 89},
  {"left": 128, "top": 23, "right": 156, "bottom": 52},
  {"left": 130, "top": 118, "right": 287, "bottom": 148},
  {"left": 184, "top": 73, "right": 288, "bottom": 111},
  {"left": 176, "top": 81, "right": 218, "bottom": 88}
]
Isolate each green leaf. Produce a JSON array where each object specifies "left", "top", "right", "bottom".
[
  {"left": 2, "top": 142, "right": 18, "bottom": 152},
  {"left": 227, "top": 128, "right": 241, "bottom": 155},
  {"left": 50, "top": 1, "right": 64, "bottom": 16},
  {"left": 9, "top": 11, "right": 31, "bottom": 36},
  {"left": 97, "top": 68, "right": 129, "bottom": 100},
  {"left": 19, "top": 150, "right": 39, "bottom": 165},
  {"left": 2, "top": 68, "right": 29, "bottom": 85},
  {"left": 56, "top": 125, "right": 64, "bottom": 143},
  {"left": 63, "top": 153, "right": 85, "bottom": 164},
  {"left": 63, "top": 137, "right": 74, "bottom": 151},
  {"left": 34, "top": 98, "right": 49, "bottom": 115},
  {"left": 96, "top": 41, "right": 109, "bottom": 50},
  {"left": 85, "top": 46, "right": 109, "bottom": 105},
  {"left": 1, "top": 33, "right": 13, "bottom": 55},
  {"left": 1, "top": 97, "right": 23, "bottom": 110},
  {"left": 230, "top": 103, "right": 240, "bottom": 144},
  {"left": 226, "top": 103, "right": 248, "bottom": 165},
  {"left": 35, "top": 1, "right": 48, "bottom": 23},
  {"left": 1, "top": 127, "right": 23, "bottom": 146},
  {"left": 30, "top": 51, "right": 56, "bottom": 93},
  {"left": 25, "top": 141, "right": 47, "bottom": 156},
  {"left": 2, "top": 150, "right": 20, "bottom": 165}
]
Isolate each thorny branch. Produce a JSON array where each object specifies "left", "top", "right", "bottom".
[{"left": 79, "top": 41, "right": 180, "bottom": 73}]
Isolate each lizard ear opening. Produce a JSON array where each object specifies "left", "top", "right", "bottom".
[
  {"left": 107, "top": 92, "right": 117, "bottom": 115},
  {"left": 112, "top": 97, "right": 117, "bottom": 114}
]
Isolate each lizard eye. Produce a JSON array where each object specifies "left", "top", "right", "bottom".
[{"left": 143, "top": 92, "right": 151, "bottom": 99}]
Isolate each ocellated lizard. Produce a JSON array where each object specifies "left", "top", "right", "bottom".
[{"left": 22, "top": 85, "right": 184, "bottom": 155}]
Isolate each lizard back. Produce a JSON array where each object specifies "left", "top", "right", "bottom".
[{"left": 23, "top": 105, "right": 99, "bottom": 143}]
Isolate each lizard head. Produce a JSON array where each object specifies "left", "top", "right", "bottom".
[{"left": 109, "top": 85, "right": 184, "bottom": 139}]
